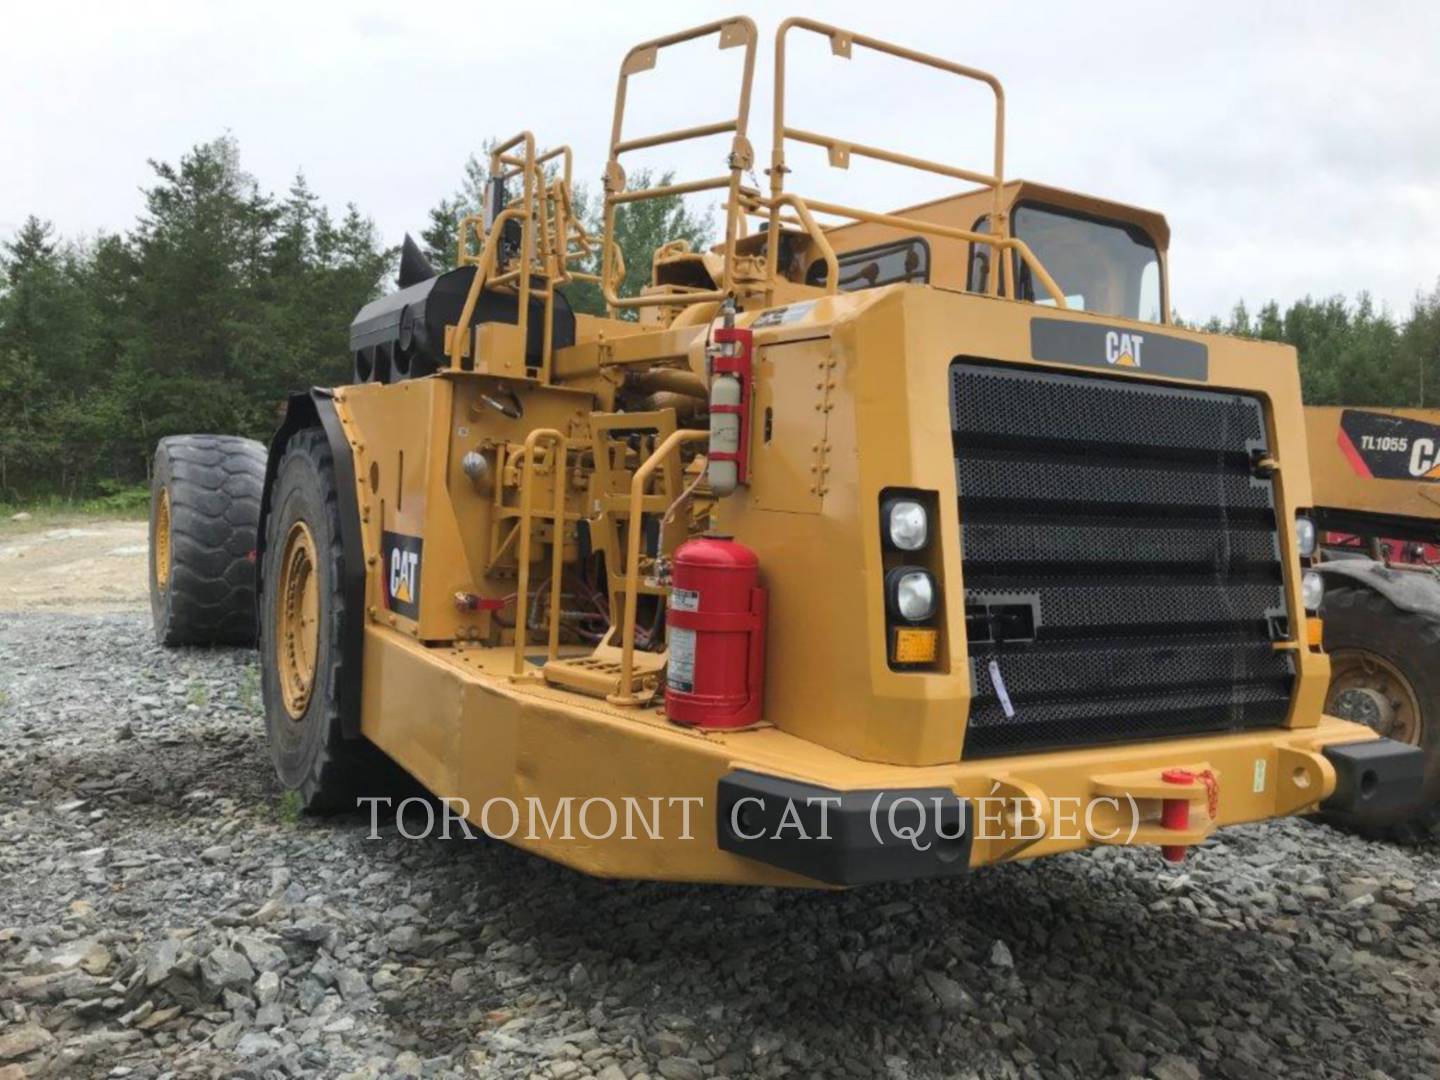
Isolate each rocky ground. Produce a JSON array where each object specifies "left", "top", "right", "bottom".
[{"left": 1, "top": 611, "right": 1438, "bottom": 1079}]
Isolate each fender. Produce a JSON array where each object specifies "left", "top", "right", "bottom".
[
  {"left": 1315, "top": 558, "right": 1440, "bottom": 621},
  {"left": 257, "top": 389, "right": 366, "bottom": 739}
]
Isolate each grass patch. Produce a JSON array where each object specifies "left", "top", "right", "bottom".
[
  {"left": 0, "top": 483, "right": 150, "bottom": 535},
  {"left": 239, "top": 666, "right": 261, "bottom": 712},
  {"left": 186, "top": 682, "right": 209, "bottom": 709},
  {"left": 277, "top": 790, "right": 304, "bottom": 824}
]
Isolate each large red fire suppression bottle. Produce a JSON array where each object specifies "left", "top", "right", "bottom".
[{"left": 665, "top": 536, "right": 767, "bottom": 729}]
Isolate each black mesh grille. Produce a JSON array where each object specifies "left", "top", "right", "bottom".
[{"left": 952, "top": 361, "right": 1295, "bottom": 757}]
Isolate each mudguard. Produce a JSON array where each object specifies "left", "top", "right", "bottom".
[{"left": 257, "top": 389, "right": 366, "bottom": 739}]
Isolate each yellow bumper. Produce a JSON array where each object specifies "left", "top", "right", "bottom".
[{"left": 360, "top": 630, "right": 1412, "bottom": 886}]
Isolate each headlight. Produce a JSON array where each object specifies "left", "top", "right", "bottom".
[
  {"left": 1301, "top": 570, "right": 1324, "bottom": 611},
  {"left": 888, "top": 568, "right": 937, "bottom": 622},
  {"left": 1295, "top": 516, "right": 1317, "bottom": 558},
  {"left": 884, "top": 498, "right": 929, "bottom": 551}
]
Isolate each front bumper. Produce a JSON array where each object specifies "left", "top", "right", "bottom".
[
  {"left": 368, "top": 631, "right": 1424, "bottom": 885},
  {"left": 715, "top": 733, "right": 1425, "bottom": 886}
]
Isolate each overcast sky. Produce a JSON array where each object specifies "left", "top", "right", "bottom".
[{"left": 5, "top": 1, "right": 1438, "bottom": 321}]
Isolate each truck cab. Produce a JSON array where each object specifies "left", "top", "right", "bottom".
[{"left": 798, "top": 180, "right": 1168, "bottom": 325}]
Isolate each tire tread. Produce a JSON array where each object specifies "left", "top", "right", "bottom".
[{"left": 151, "top": 434, "right": 267, "bottom": 646}]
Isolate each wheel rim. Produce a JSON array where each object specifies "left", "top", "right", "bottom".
[
  {"left": 277, "top": 521, "right": 321, "bottom": 720},
  {"left": 154, "top": 488, "right": 171, "bottom": 592},
  {"left": 1326, "top": 649, "right": 1423, "bottom": 745}
]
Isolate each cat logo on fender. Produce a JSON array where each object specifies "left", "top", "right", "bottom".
[
  {"left": 1104, "top": 330, "right": 1144, "bottom": 368},
  {"left": 381, "top": 531, "right": 423, "bottom": 619}
]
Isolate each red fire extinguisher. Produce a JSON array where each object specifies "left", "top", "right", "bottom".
[{"left": 665, "top": 536, "right": 767, "bottom": 729}]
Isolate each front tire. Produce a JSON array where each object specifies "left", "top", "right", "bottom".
[
  {"left": 1321, "top": 585, "right": 1440, "bottom": 842},
  {"left": 260, "top": 428, "right": 387, "bottom": 811},
  {"left": 150, "top": 434, "right": 267, "bottom": 646}
]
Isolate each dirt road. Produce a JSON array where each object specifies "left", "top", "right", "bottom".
[{"left": 0, "top": 516, "right": 149, "bottom": 612}]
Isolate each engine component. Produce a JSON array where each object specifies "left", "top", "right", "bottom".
[{"left": 349, "top": 235, "right": 576, "bottom": 385}]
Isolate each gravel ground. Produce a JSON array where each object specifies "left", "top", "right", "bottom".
[{"left": 2, "top": 611, "right": 1439, "bottom": 1080}]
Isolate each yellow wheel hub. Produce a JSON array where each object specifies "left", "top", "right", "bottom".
[
  {"left": 277, "top": 521, "right": 321, "bottom": 719},
  {"left": 1326, "top": 649, "right": 1422, "bottom": 745},
  {"left": 154, "top": 488, "right": 171, "bottom": 592}
]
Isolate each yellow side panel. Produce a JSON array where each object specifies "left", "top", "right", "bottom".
[{"left": 750, "top": 339, "right": 829, "bottom": 514}]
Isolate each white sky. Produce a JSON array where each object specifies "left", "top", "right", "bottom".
[{"left": 5, "top": 1, "right": 1438, "bottom": 322}]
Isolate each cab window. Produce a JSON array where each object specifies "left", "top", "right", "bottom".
[
  {"left": 807, "top": 237, "right": 930, "bottom": 292},
  {"left": 967, "top": 204, "right": 1163, "bottom": 323}
]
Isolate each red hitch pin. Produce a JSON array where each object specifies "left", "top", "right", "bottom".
[{"left": 1160, "top": 768, "right": 1194, "bottom": 863}]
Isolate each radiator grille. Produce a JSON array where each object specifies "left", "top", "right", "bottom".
[{"left": 952, "top": 360, "right": 1295, "bottom": 757}]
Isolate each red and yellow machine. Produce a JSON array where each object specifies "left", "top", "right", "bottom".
[{"left": 1305, "top": 406, "right": 1440, "bottom": 839}]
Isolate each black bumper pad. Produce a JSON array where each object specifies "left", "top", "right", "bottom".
[
  {"left": 1320, "top": 738, "right": 1426, "bottom": 817},
  {"left": 716, "top": 770, "right": 973, "bottom": 886}
]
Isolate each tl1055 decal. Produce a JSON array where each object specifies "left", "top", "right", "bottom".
[{"left": 1337, "top": 409, "right": 1440, "bottom": 481}]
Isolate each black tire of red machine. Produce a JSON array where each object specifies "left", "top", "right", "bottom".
[{"left": 1320, "top": 585, "right": 1440, "bottom": 843}]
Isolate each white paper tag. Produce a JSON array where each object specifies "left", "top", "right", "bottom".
[
  {"left": 667, "top": 627, "right": 696, "bottom": 693},
  {"left": 1252, "top": 758, "right": 1267, "bottom": 794},
  {"left": 988, "top": 659, "right": 1015, "bottom": 718},
  {"left": 669, "top": 587, "right": 700, "bottom": 613}
]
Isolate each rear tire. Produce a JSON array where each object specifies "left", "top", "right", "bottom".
[
  {"left": 150, "top": 435, "right": 267, "bottom": 646},
  {"left": 260, "top": 427, "right": 391, "bottom": 811},
  {"left": 1320, "top": 585, "right": 1440, "bottom": 842}
]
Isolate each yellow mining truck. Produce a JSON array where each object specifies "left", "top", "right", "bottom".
[
  {"left": 147, "top": 17, "right": 1421, "bottom": 885},
  {"left": 1305, "top": 405, "right": 1440, "bottom": 839}
]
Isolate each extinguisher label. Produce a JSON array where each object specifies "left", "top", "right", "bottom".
[
  {"left": 667, "top": 627, "right": 697, "bottom": 693},
  {"left": 670, "top": 587, "right": 701, "bottom": 613}
]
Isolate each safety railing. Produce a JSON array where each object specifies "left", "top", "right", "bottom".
[
  {"left": 611, "top": 428, "right": 709, "bottom": 705},
  {"left": 762, "top": 18, "right": 1066, "bottom": 308},
  {"left": 600, "top": 17, "right": 758, "bottom": 313},
  {"left": 447, "top": 203, "right": 526, "bottom": 371},
  {"left": 743, "top": 191, "right": 1067, "bottom": 308},
  {"left": 510, "top": 429, "right": 569, "bottom": 680},
  {"left": 448, "top": 133, "right": 621, "bottom": 383}
]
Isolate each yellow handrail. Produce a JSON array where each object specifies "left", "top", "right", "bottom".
[
  {"left": 770, "top": 193, "right": 838, "bottom": 298},
  {"left": 450, "top": 133, "right": 620, "bottom": 377},
  {"left": 611, "top": 428, "right": 709, "bottom": 705},
  {"left": 748, "top": 192, "right": 1067, "bottom": 308},
  {"left": 767, "top": 18, "right": 1028, "bottom": 304},
  {"left": 511, "top": 429, "right": 569, "bottom": 679},
  {"left": 601, "top": 17, "right": 758, "bottom": 312},
  {"left": 448, "top": 205, "right": 526, "bottom": 370}
]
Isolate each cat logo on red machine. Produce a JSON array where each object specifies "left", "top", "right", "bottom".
[
  {"left": 381, "top": 531, "right": 423, "bottom": 619},
  {"left": 1337, "top": 409, "right": 1440, "bottom": 482}
]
